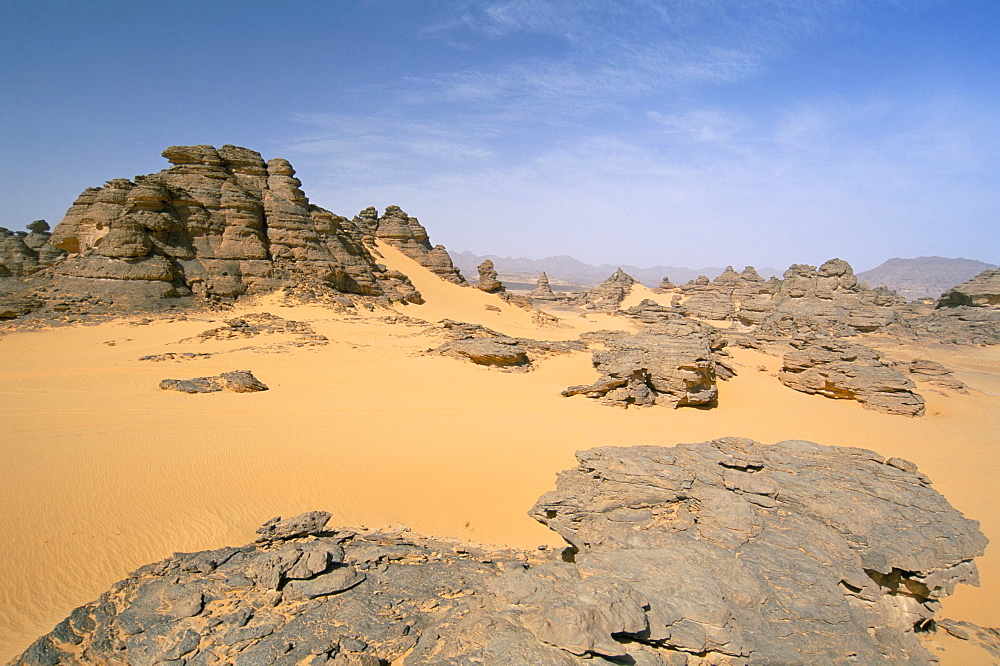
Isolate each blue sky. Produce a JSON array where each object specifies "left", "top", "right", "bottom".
[{"left": 1, "top": 0, "right": 998, "bottom": 271}]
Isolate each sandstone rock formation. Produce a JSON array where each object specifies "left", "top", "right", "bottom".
[
  {"left": 678, "top": 266, "right": 766, "bottom": 320},
  {"left": 159, "top": 370, "right": 269, "bottom": 393},
  {"left": 562, "top": 320, "right": 727, "bottom": 408},
  {"left": 527, "top": 271, "right": 559, "bottom": 301},
  {"left": 15, "top": 438, "right": 987, "bottom": 665},
  {"left": 938, "top": 268, "right": 1000, "bottom": 307},
  {"left": 1, "top": 146, "right": 480, "bottom": 320},
  {"left": 779, "top": 338, "right": 925, "bottom": 416},
  {"left": 656, "top": 275, "right": 675, "bottom": 290},
  {"left": 895, "top": 359, "right": 968, "bottom": 393},
  {"left": 474, "top": 259, "right": 505, "bottom": 293},
  {"left": 736, "top": 259, "right": 905, "bottom": 337},
  {"left": 0, "top": 222, "right": 63, "bottom": 277},
  {"left": 355, "top": 205, "right": 466, "bottom": 285},
  {"left": 577, "top": 268, "right": 637, "bottom": 311}
]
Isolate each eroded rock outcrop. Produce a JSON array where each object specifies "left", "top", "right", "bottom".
[
  {"left": 355, "top": 205, "right": 466, "bottom": 285},
  {"left": 577, "top": 268, "right": 636, "bottom": 311},
  {"left": 1, "top": 146, "right": 479, "bottom": 320},
  {"left": 562, "top": 320, "right": 727, "bottom": 408},
  {"left": 938, "top": 268, "right": 1000, "bottom": 307},
  {"left": 527, "top": 271, "right": 559, "bottom": 301},
  {"left": 475, "top": 259, "right": 505, "bottom": 293},
  {"left": 15, "top": 438, "right": 988, "bottom": 665},
  {"left": 779, "top": 338, "right": 925, "bottom": 416},
  {"left": 679, "top": 265, "right": 766, "bottom": 320}
]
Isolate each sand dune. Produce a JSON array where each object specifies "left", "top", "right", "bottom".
[{"left": 0, "top": 251, "right": 997, "bottom": 662}]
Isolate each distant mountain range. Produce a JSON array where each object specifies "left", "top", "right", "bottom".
[
  {"left": 857, "top": 257, "right": 997, "bottom": 301},
  {"left": 451, "top": 251, "right": 779, "bottom": 290}
]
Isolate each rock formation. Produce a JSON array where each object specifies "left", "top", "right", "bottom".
[
  {"left": 0, "top": 222, "right": 64, "bottom": 277},
  {"left": 15, "top": 438, "right": 988, "bottom": 665},
  {"left": 895, "top": 359, "right": 968, "bottom": 393},
  {"left": 431, "top": 320, "right": 582, "bottom": 371},
  {"left": 475, "top": 259, "right": 505, "bottom": 293},
  {"left": 656, "top": 275, "right": 675, "bottom": 290},
  {"left": 736, "top": 259, "right": 905, "bottom": 337},
  {"left": 355, "top": 205, "right": 466, "bottom": 285},
  {"left": 779, "top": 338, "right": 925, "bottom": 416},
  {"left": 938, "top": 268, "right": 1000, "bottom": 307},
  {"left": 159, "top": 370, "right": 269, "bottom": 393},
  {"left": 678, "top": 266, "right": 766, "bottom": 320},
  {"left": 527, "top": 271, "right": 559, "bottom": 301},
  {"left": 577, "top": 268, "right": 637, "bottom": 311},
  {"left": 0, "top": 146, "right": 488, "bottom": 319},
  {"left": 562, "top": 319, "right": 727, "bottom": 408}
]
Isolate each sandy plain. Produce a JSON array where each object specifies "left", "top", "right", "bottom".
[{"left": 0, "top": 242, "right": 997, "bottom": 663}]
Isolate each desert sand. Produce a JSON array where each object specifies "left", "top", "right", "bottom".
[{"left": 1, "top": 243, "right": 997, "bottom": 662}]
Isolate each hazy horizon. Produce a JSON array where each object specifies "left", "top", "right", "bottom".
[{"left": 2, "top": 1, "right": 998, "bottom": 271}]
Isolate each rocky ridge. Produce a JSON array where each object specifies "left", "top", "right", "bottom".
[{"left": 14, "top": 438, "right": 988, "bottom": 665}]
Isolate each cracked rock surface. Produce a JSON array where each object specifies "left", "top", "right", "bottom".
[{"left": 13, "top": 438, "right": 987, "bottom": 665}]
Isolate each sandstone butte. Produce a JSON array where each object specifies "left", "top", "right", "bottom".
[{"left": 1, "top": 145, "right": 999, "bottom": 664}]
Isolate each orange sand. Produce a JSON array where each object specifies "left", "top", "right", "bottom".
[{"left": 0, "top": 246, "right": 996, "bottom": 662}]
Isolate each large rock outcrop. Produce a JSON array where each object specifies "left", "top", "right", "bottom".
[
  {"left": 678, "top": 265, "right": 766, "bottom": 320},
  {"left": 937, "top": 268, "right": 1000, "bottom": 307},
  {"left": 15, "top": 438, "right": 988, "bottom": 665},
  {"left": 736, "top": 259, "right": 905, "bottom": 337},
  {"left": 0, "top": 146, "right": 492, "bottom": 319},
  {"left": 779, "top": 338, "right": 926, "bottom": 416}
]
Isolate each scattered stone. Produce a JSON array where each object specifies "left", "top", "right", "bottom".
[
  {"left": 14, "top": 438, "right": 988, "bottom": 665},
  {"left": 779, "top": 338, "right": 925, "bottom": 416},
  {"left": 896, "top": 359, "right": 969, "bottom": 393},
  {"left": 139, "top": 352, "right": 214, "bottom": 362},
  {"left": 159, "top": 370, "right": 269, "bottom": 394}
]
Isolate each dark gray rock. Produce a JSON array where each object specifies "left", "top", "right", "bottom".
[
  {"left": 256, "top": 511, "right": 333, "bottom": 542},
  {"left": 13, "top": 438, "right": 988, "bottom": 665}
]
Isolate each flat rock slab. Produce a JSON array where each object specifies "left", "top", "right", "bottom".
[{"left": 159, "top": 370, "right": 268, "bottom": 393}]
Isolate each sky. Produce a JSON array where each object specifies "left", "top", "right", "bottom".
[{"left": 1, "top": 0, "right": 998, "bottom": 272}]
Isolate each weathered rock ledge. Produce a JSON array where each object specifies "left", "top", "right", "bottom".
[{"left": 14, "top": 438, "right": 988, "bottom": 665}]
